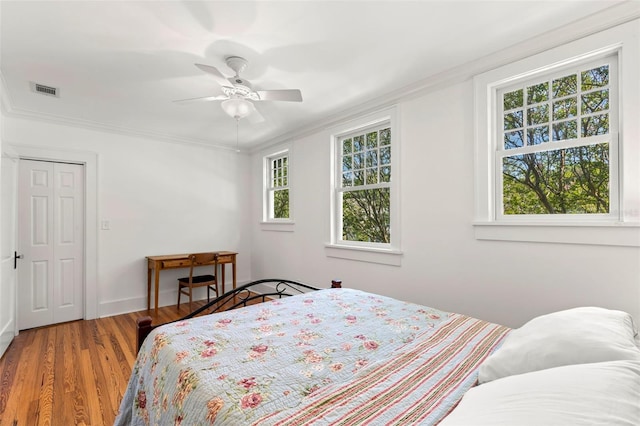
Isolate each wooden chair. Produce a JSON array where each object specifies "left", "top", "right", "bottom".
[{"left": 177, "top": 253, "right": 219, "bottom": 312}]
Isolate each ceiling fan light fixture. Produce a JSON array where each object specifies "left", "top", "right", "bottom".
[{"left": 221, "top": 97, "right": 252, "bottom": 119}]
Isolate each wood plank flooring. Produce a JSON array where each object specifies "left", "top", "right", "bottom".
[{"left": 0, "top": 300, "right": 218, "bottom": 426}]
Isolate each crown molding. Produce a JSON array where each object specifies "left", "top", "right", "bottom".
[{"left": 1, "top": 101, "right": 244, "bottom": 152}]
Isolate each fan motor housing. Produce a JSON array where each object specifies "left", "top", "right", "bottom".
[{"left": 226, "top": 56, "right": 248, "bottom": 75}]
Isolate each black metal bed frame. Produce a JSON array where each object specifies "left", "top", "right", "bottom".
[{"left": 136, "top": 278, "right": 342, "bottom": 352}]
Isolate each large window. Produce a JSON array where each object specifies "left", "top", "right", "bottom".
[
  {"left": 473, "top": 21, "right": 640, "bottom": 247},
  {"left": 265, "top": 151, "right": 290, "bottom": 221},
  {"left": 328, "top": 108, "right": 401, "bottom": 264},
  {"left": 498, "top": 57, "right": 617, "bottom": 218},
  {"left": 338, "top": 124, "right": 392, "bottom": 243}
]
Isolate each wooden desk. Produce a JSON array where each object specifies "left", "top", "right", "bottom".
[{"left": 146, "top": 251, "right": 237, "bottom": 314}]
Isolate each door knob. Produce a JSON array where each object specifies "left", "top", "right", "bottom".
[{"left": 14, "top": 251, "right": 23, "bottom": 269}]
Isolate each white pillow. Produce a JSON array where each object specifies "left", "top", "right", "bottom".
[
  {"left": 440, "top": 360, "right": 640, "bottom": 426},
  {"left": 478, "top": 307, "right": 640, "bottom": 384}
]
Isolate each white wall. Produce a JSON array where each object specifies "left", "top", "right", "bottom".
[
  {"left": 4, "top": 116, "right": 252, "bottom": 317},
  {"left": 3, "top": 17, "right": 638, "bottom": 329},
  {"left": 250, "top": 79, "right": 640, "bottom": 329}
]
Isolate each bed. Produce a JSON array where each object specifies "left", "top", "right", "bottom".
[{"left": 116, "top": 279, "right": 640, "bottom": 425}]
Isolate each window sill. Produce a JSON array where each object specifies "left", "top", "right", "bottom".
[
  {"left": 324, "top": 243, "right": 403, "bottom": 266},
  {"left": 473, "top": 221, "right": 640, "bottom": 247},
  {"left": 260, "top": 221, "right": 295, "bottom": 232}
]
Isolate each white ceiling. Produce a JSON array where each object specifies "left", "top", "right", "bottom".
[{"left": 0, "top": 1, "right": 628, "bottom": 151}]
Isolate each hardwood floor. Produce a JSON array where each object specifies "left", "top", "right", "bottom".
[{"left": 0, "top": 300, "right": 211, "bottom": 426}]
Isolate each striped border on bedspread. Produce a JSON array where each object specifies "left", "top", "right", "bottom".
[{"left": 255, "top": 314, "right": 510, "bottom": 426}]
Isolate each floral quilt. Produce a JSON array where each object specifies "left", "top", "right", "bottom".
[{"left": 115, "top": 288, "right": 509, "bottom": 425}]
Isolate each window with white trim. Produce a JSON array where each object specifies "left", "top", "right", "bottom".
[
  {"left": 265, "top": 151, "right": 290, "bottom": 221},
  {"left": 497, "top": 56, "right": 617, "bottom": 219},
  {"left": 336, "top": 121, "right": 392, "bottom": 245},
  {"left": 473, "top": 21, "right": 640, "bottom": 247}
]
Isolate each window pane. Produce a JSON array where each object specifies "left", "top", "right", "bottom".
[
  {"left": 581, "top": 65, "right": 609, "bottom": 91},
  {"left": 366, "top": 132, "right": 378, "bottom": 149},
  {"left": 365, "top": 150, "right": 377, "bottom": 168},
  {"left": 502, "top": 143, "right": 609, "bottom": 214},
  {"left": 380, "top": 147, "right": 391, "bottom": 165},
  {"left": 503, "top": 89, "right": 523, "bottom": 110},
  {"left": 527, "top": 105, "right": 549, "bottom": 126},
  {"left": 552, "top": 120, "right": 578, "bottom": 141},
  {"left": 581, "top": 114, "right": 609, "bottom": 137},
  {"left": 380, "top": 166, "right": 391, "bottom": 183},
  {"left": 504, "top": 130, "right": 524, "bottom": 149},
  {"left": 581, "top": 89, "right": 609, "bottom": 114},
  {"left": 353, "top": 135, "right": 364, "bottom": 152},
  {"left": 552, "top": 74, "right": 577, "bottom": 98},
  {"left": 527, "top": 126, "right": 549, "bottom": 145},
  {"left": 553, "top": 97, "right": 577, "bottom": 120},
  {"left": 273, "top": 189, "right": 289, "bottom": 219},
  {"left": 343, "top": 155, "right": 352, "bottom": 172},
  {"left": 366, "top": 168, "right": 378, "bottom": 184},
  {"left": 354, "top": 169, "right": 364, "bottom": 186},
  {"left": 379, "top": 128, "right": 391, "bottom": 146},
  {"left": 527, "top": 82, "right": 549, "bottom": 104},
  {"left": 504, "top": 111, "right": 523, "bottom": 130},
  {"left": 353, "top": 153, "right": 364, "bottom": 168},
  {"left": 342, "top": 172, "right": 353, "bottom": 187},
  {"left": 342, "top": 188, "right": 390, "bottom": 243},
  {"left": 343, "top": 138, "right": 352, "bottom": 155}
]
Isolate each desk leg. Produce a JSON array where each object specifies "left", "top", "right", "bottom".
[
  {"left": 221, "top": 264, "right": 226, "bottom": 294},
  {"left": 154, "top": 265, "right": 160, "bottom": 315},
  {"left": 147, "top": 264, "right": 152, "bottom": 311},
  {"left": 232, "top": 259, "right": 236, "bottom": 290}
]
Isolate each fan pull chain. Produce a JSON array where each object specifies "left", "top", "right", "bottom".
[{"left": 235, "top": 118, "right": 240, "bottom": 153}]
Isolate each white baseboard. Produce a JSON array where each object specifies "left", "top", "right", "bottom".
[
  {"left": 0, "top": 319, "right": 16, "bottom": 358},
  {"left": 98, "top": 281, "right": 252, "bottom": 318},
  {"left": 97, "top": 280, "right": 318, "bottom": 318}
]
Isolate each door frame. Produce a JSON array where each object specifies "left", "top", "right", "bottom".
[{"left": 12, "top": 145, "right": 98, "bottom": 321}]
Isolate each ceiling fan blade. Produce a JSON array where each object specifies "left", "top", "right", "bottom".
[
  {"left": 195, "top": 63, "right": 231, "bottom": 87},
  {"left": 256, "top": 89, "right": 303, "bottom": 102},
  {"left": 246, "top": 102, "right": 265, "bottom": 124},
  {"left": 173, "top": 95, "right": 228, "bottom": 104}
]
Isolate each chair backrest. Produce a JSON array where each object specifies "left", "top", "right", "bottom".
[{"left": 188, "top": 252, "right": 218, "bottom": 280}]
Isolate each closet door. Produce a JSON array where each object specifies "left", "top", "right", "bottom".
[
  {"left": 0, "top": 151, "right": 18, "bottom": 357},
  {"left": 18, "top": 160, "right": 84, "bottom": 330}
]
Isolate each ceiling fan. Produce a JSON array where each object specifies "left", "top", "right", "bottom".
[{"left": 175, "top": 56, "right": 303, "bottom": 123}]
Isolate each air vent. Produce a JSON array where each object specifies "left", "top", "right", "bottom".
[{"left": 30, "top": 82, "right": 59, "bottom": 97}]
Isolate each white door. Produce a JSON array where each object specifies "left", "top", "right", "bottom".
[
  {"left": 0, "top": 150, "right": 18, "bottom": 357},
  {"left": 18, "top": 160, "right": 84, "bottom": 330}
]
